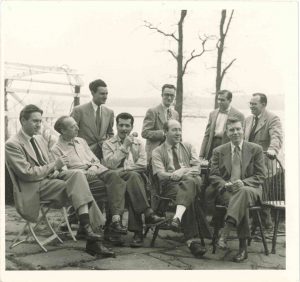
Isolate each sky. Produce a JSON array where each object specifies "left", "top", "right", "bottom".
[{"left": 1, "top": 1, "right": 297, "bottom": 107}]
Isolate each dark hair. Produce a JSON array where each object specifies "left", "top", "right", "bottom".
[
  {"left": 89, "top": 79, "right": 107, "bottom": 93},
  {"left": 19, "top": 104, "right": 43, "bottom": 123},
  {"left": 252, "top": 93, "right": 267, "bottom": 106},
  {"left": 116, "top": 112, "right": 134, "bottom": 126},
  {"left": 162, "top": 84, "right": 176, "bottom": 94},
  {"left": 218, "top": 89, "right": 232, "bottom": 101},
  {"left": 226, "top": 117, "right": 243, "bottom": 129},
  {"left": 54, "top": 115, "right": 70, "bottom": 134}
]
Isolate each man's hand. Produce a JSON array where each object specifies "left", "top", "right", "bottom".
[
  {"left": 199, "top": 158, "right": 209, "bottom": 167},
  {"left": 123, "top": 135, "right": 134, "bottom": 149},
  {"left": 170, "top": 168, "right": 186, "bottom": 181},
  {"left": 230, "top": 180, "right": 244, "bottom": 193},
  {"left": 266, "top": 149, "right": 276, "bottom": 159},
  {"left": 48, "top": 170, "right": 60, "bottom": 179},
  {"left": 86, "top": 166, "right": 98, "bottom": 178},
  {"left": 55, "top": 155, "right": 69, "bottom": 170}
]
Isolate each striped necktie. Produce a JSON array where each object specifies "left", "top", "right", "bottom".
[
  {"left": 30, "top": 137, "right": 46, "bottom": 166},
  {"left": 172, "top": 145, "right": 181, "bottom": 170}
]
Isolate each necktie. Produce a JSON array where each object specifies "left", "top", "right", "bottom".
[
  {"left": 167, "top": 109, "right": 172, "bottom": 120},
  {"left": 219, "top": 109, "right": 229, "bottom": 114},
  {"left": 249, "top": 116, "right": 259, "bottom": 142},
  {"left": 231, "top": 146, "right": 241, "bottom": 182},
  {"left": 30, "top": 137, "right": 46, "bottom": 166},
  {"left": 172, "top": 145, "right": 181, "bottom": 170},
  {"left": 95, "top": 105, "right": 101, "bottom": 135}
]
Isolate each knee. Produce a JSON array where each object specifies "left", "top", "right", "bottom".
[{"left": 127, "top": 171, "right": 140, "bottom": 180}]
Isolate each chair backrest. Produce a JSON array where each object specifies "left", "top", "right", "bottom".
[{"left": 262, "top": 154, "right": 285, "bottom": 206}]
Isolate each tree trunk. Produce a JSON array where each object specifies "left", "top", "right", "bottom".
[{"left": 175, "top": 10, "right": 187, "bottom": 123}]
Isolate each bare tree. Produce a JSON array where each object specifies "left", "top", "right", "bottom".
[
  {"left": 215, "top": 9, "right": 236, "bottom": 109},
  {"left": 145, "top": 10, "right": 209, "bottom": 122}
]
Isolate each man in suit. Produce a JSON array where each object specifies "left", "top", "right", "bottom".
[
  {"left": 5, "top": 104, "right": 115, "bottom": 257},
  {"left": 142, "top": 84, "right": 179, "bottom": 162},
  {"left": 206, "top": 117, "right": 266, "bottom": 262},
  {"left": 244, "top": 93, "right": 283, "bottom": 229},
  {"left": 199, "top": 90, "right": 245, "bottom": 162},
  {"left": 103, "top": 112, "right": 165, "bottom": 247},
  {"left": 51, "top": 116, "right": 129, "bottom": 240},
  {"left": 71, "top": 79, "right": 114, "bottom": 161},
  {"left": 152, "top": 120, "right": 211, "bottom": 258}
]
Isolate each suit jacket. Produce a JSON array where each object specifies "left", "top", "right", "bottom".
[
  {"left": 5, "top": 130, "right": 56, "bottom": 222},
  {"left": 71, "top": 102, "right": 114, "bottom": 156},
  {"left": 199, "top": 107, "right": 245, "bottom": 159},
  {"left": 102, "top": 135, "right": 147, "bottom": 171},
  {"left": 141, "top": 104, "right": 179, "bottom": 160},
  {"left": 244, "top": 109, "right": 282, "bottom": 154},
  {"left": 205, "top": 141, "right": 266, "bottom": 213}
]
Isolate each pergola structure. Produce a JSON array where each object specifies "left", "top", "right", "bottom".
[{"left": 4, "top": 62, "right": 87, "bottom": 140}]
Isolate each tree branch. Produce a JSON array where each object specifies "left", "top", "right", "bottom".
[
  {"left": 220, "top": 58, "right": 236, "bottom": 81},
  {"left": 144, "top": 20, "right": 178, "bottom": 41},
  {"left": 224, "top": 10, "right": 234, "bottom": 37},
  {"left": 168, "top": 50, "right": 178, "bottom": 60}
]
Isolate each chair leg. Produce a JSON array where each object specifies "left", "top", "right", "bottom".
[
  {"left": 212, "top": 227, "right": 220, "bottom": 254},
  {"left": 10, "top": 222, "right": 30, "bottom": 249},
  {"left": 248, "top": 223, "right": 257, "bottom": 246},
  {"left": 62, "top": 207, "right": 77, "bottom": 241},
  {"left": 272, "top": 209, "right": 280, "bottom": 254},
  {"left": 151, "top": 226, "right": 160, "bottom": 247},
  {"left": 28, "top": 223, "right": 48, "bottom": 252},
  {"left": 255, "top": 210, "right": 269, "bottom": 256},
  {"left": 144, "top": 226, "right": 151, "bottom": 238}
]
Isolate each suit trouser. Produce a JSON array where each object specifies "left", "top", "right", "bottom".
[
  {"left": 162, "top": 176, "right": 203, "bottom": 240},
  {"left": 39, "top": 170, "right": 105, "bottom": 230},
  {"left": 118, "top": 171, "right": 150, "bottom": 233},
  {"left": 219, "top": 186, "right": 262, "bottom": 238}
]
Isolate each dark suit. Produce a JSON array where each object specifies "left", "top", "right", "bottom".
[
  {"left": 142, "top": 104, "right": 179, "bottom": 161},
  {"left": 206, "top": 141, "right": 266, "bottom": 238},
  {"left": 71, "top": 102, "right": 114, "bottom": 160},
  {"left": 199, "top": 107, "right": 245, "bottom": 160},
  {"left": 5, "top": 130, "right": 105, "bottom": 229}
]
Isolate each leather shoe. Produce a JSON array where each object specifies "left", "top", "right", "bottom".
[
  {"left": 216, "top": 236, "right": 228, "bottom": 250},
  {"left": 130, "top": 232, "right": 144, "bottom": 248},
  {"left": 76, "top": 224, "right": 102, "bottom": 241},
  {"left": 145, "top": 213, "right": 165, "bottom": 225},
  {"left": 104, "top": 232, "right": 125, "bottom": 246},
  {"left": 170, "top": 217, "right": 181, "bottom": 232},
  {"left": 109, "top": 221, "right": 127, "bottom": 235},
  {"left": 189, "top": 241, "right": 207, "bottom": 258},
  {"left": 233, "top": 249, "right": 248, "bottom": 262},
  {"left": 86, "top": 241, "right": 116, "bottom": 258}
]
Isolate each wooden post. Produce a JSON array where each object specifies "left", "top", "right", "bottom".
[{"left": 74, "top": 85, "right": 80, "bottom": 106}]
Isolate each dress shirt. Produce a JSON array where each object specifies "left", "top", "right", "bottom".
[
  {"left": 91, "top": 100, "right": 102, "bottom": 119},
  {"left": 230, "top": 140, "right": 244, "bottom": 160},
  {"left": 214, "top": 106, "right": 231, "bottom": 137},
  {"left": 252, "top": 113, "right": 261, "bottom": 127},
  {"left": 161, "top": 103, "right": 173, "bottom": 121},
  {"left": 52, "top": 136, "right": 108, "bottom": 172}
]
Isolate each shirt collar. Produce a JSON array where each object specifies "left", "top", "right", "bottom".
[
  {"left": 166, "top": 141, "right": 179, "bottom": 149},
  {"left": 114, "top": 134, "right": 138, "bottom": 145},
  {"left": 161, "top": 103, "right": 170, "bottom": 111},
  {"left": 91, "top": 100, "right": 101, "bottom": 112},
  {"left": 21, "top": 128, "right": 33, "bottom": 142},
  {"left": 230, "top": 140, "right": 243, "bottom": 154},
  {"left": 58, "top": 135, "right": 79, "bottom": 146},
  {"left": 253, "top": 113, "right": 262, "bottom": 119},
  {"left": 219, "top": 105, "right": 231, "bottom": 114}
]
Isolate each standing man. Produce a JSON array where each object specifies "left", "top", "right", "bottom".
[
  {"left": 71, "top": 79, "right": 114, "bottom": 161},
  {"left": 152, "top": 120, "right": 211, "bottom": 258},
  {"left": 199, "top": 90, "right": 245, "bottom": 162},
  {"left": 5, "top": 104, "right": 115, "bottom": 257},
  {"left": 142, "top": 84, "right": 179, "bottom": 162},
  {"left": 244, "top": 93, "right": 283, "bottom": 229},
  {"left": 206, "top": 117, "right": 266, "bottom": 262},
  {"left": 103, "top": 113, "right": 165, "bottom": 247}
]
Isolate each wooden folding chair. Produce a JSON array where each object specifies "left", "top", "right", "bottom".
[{"left": 6, "top": 164, "right": 76, "bottom": 252}]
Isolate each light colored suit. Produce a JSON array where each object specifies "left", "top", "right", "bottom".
[
  {"left": 71, "top": 102, "right": 114, "bottom": 159},
  {"left": 206, "top": 141, "right": 266, "bottom": 238},
  {"left": 199, "top": 107, "right": 245, "bottom": 160},
  {"left": 5, "top": 130, "right": 105, "bottom": 227},
  {"left": 141, "top": 104, "right": 179, "bottom": 161}
]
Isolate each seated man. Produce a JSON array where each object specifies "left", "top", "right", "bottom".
[
  {"left": 51, "top": 116, "right": 129, "bottom": 241},
  {"left": 102, "top": 112, "right": 165, "bottom": 248},
  {"left": 151, "top": 120, "right": 208, "bottom": 258},
  {"left": 206, "top": 117, "right": 266, "bottom": 262},
  {"left": 5, "top": 104, "right": 114, "bottom": 257}
]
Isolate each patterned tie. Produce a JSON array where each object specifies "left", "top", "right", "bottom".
[
  {"left": 231, "top": 145, "right": 241, "bottom": 182},
  {"left": 249, "top": 116, "right": 259, "bottom": 142},
  {"left": 172, "top": 145, "right": 181, "bottom": 170},
  {"left": 95, "top": 105, "right": 101, "bottom": 135},
  {"left": 30, "top": 137, "right": 46, "bottom": 166},
  {"left": 167, "top": 108, "right": 172, "bottom": 120}
]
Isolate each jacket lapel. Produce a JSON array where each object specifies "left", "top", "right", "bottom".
[
  {"left": 244, "top": 116, "right": 253, "bottom": 141},
  {"left": 255, "top": 111, "right": 267, "bottom": 133},
  {"left": 99, "top": 106, "right": 109, "bottom": 138},
  {"left": 17, "top": 131, "right": 39, "bottom": 164},
  {"left": 222, "top": 143, "right": 232, "bottom": 175},
  {"left": 35, "top": 136, "right": 50, "bottom": 163},
  {"left": 211, "top": 110, "right": 219, "bottom": 132},
  {"left": 157, "top": 104, "right": 166, "bottom": 125},
  {"left": 86, "top": 102, "right": 98, "bottom": 137},
  {"left": 241, "top": 142, "right": 252, "bottom": 177}
]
